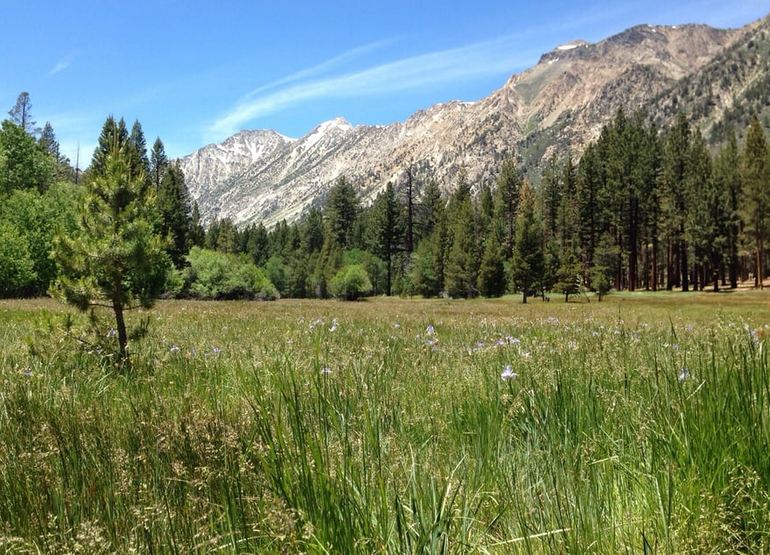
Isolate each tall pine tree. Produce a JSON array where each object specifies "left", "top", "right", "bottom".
[
  {"left": 158, "top": 162, "right": 193, "bottom": 267},
  {"left": 510, "top": 182, "right": 544, "bottom": 303},
  {"left": 369, "top": 182, "right": 401, "bottom": 295},
  {"left": 150, "top": 137, "right": 169, "bottom": 190},
  {"left": 324, "top": 177, "right": 358, "bottom": 249},
  {"left": 52, "top": 140, "right": 170, "bottom": 365},
  {"left": 741, "top": 116, "right": 770, "bottom": 289}
]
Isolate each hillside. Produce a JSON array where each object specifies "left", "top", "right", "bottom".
[{"left": 179, "top": 17, "right": 765, "bottom": 226}]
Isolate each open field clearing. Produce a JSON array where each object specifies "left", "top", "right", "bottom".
[{"left": 2, "top": 292, "right": 770, "bottom": 553}]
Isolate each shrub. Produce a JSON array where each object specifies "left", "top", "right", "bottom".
[
  {"left": 0, "top": 221, "right": 37, "bottom": 297},
  {"left": 264, "top": 255, "right": 288, "bottom": 294},
  {"left": 162, "top": 266, "right": 185, "bottom": 298},
  {"left": 342, "top": 249, "right": 386, "bottom": 294},
  {"left": 329, "top": 264, "right": 373, "bottom": 301},
  {"left": 0, "top": 184, "right": 81, "bottom": 295},
  {"left": 184, "top": 247, "right": 278, "bottom": 300}
]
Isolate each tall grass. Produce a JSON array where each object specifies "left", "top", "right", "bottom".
[{"left": 0, "top": 294, "right": 769, "bottom": 553}]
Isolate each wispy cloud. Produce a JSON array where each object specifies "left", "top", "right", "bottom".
[
  {"left": 244, "top": 38, "right": 397, "bottom": 98},
  {"left": 49, "top": 54, "right": 75, "bottom": 76},
  {"left": 208, "top": 36, "right": 540, "bottom": 139},
  {"left": 205, "top": 0, "right": 645, "bottom": 141}
]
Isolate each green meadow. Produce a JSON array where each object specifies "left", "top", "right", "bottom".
[{"left": 1, "top": 292, "right": 770, "bottom": 553}]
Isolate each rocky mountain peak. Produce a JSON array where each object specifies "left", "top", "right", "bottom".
[{"left": 179, "top": 14, "right": 767, "bottom": 228}]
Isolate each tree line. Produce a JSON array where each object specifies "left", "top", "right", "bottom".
[
  {"left": 203, "top": 110, "right": 770, "bottom": 301},
  {"left": 2, "top": 91, "right": 770, "bottom": 308}
]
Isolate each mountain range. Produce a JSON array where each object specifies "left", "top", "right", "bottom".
[{"left": 179, "top": 14, "right": 770, "bottom": 227}]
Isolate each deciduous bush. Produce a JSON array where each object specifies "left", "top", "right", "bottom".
[
  {"left": 0, "top": 221, "right": 37, "bottom": 297},
  {"left": 184, "top": 247, "right": 278, "bottom": 300},
  {"left": 329, "top": 264, "right": 372, "bottom": 300}
]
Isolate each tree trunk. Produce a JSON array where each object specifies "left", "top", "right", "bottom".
[
  {"left": 756, "top": 236, "right": 765, "bottom": 289},
  {"left": 406, "top": 166, "right": 414, "bottom": 255},
  {"left": 681, "top": 238, "right": 689, "bottom": 292},
  {"left": 522, "top": 291, "right": 527, "bottom": 304},
  {"left": 629, "top": 197, "right": 638, "bottom": 291},
  {"left": 386, "top": 255, "right": 392, "bottom": 296},
  {"left": 730, "top": 247, "right": 738, "bottom": 288},
  {"left": 112, "top": 298, "right": 128, "bottom": 365},
  {"left": 652, "top": 236, "right": 658, "bottom": 291}
]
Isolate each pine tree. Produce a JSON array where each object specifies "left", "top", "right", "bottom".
[
  {"left": 205, "top": 219, "right": 220, "bottom": 250},
  {"left": 269, "top": 220, "right": 290, "bottom": 257},
  {"left": 325, "top": 177, "right": 358, "bottom": 248},
  {"left": 312, "top": 239, "right": 342, "bottom": 298},
  {"left": 576, "top": 142, "right": 605, "bottom": 278},
  {"left": 477, "top": 228, "right": 505, "bottom": 297},
  {"left": 286, "top": 249, "right": 309, "bottom": 298},
  {"left": 554, "top": 248, "right": 582, "bottom": 302},
  {"left": 541, "top": 156, "right": 562, "bottom": 245},
  {"left": 403, "top": 165, "right": 416, "bottom": 254},
  {"left": 542, "top": 238, "right": 560, "bottom": 299},
  {"left": 741, "top": 116, "right": 770, "bottom": 289},
  {"left": 590, "top": 233, "right": 618, "bottom": 301},
  {"left": 189, "top": 202, "right": 205, "bottom": 247},
  {"left": 38, "top": 122, "right": 59, "bottom": 158},
  {"left": 685, "top": 130, "right": 723, "bottom": 291},
  {"left": 52, "top": 142, "right": 170, "bottom": 365},
  {"left": 639, "top": 123, "right": 663, "bottom": 290},
  {"left": 285, "top": 224, "right": 302, "bottom": 256},
  {"left": 158, "top": 162, "right": 193, "bottom": 266},
  {"left": 369, "top": 182, "right": 401, "bottom": 295},
  {"left": 247, "top": 223, "right": 270, "bottom": 266},
  {"left": 493, "top": 158, "right": 521, "bottom": 259},
  {"left": 128, "top": 120, "right": 150, "bottom": 185},
  {"left": 416, "top": 178, "right": 443, "bottom": 241},
  {"left": 150, "top": 137, "right": 169, "bottom": 190},
  {"left": 510, "top": 182, "right": 544, "bottom": 303},
  {"left": 661, "top": 113, "right": 691, "bottom": 291},
  {"left": 555, "top": 155, "right": 582, "bottom": 297},
  {"left": 91, "top": 117, "right": 129, "bottom": 176},
  {"left": 409, "top": 230, "right": 442, "bottom": 297},
  {"left": 7, "top": 92, "right": 39, "bottom": 135},
  {"left": 302, "top": 207, "right": 325, "bottom": 254},
  {"left": 716, "top": 131, "right": 742, "bottom": 288},
  {"left": 444, "top": 175, "right": 479, "bottom": 298},
  {"left": 478, "top": 183, "right": 494, "bottom": 234},
  {"left": 216, "top": 218, "right": 240, "bottom": 254},
  {"left": 36, "top": 122, "right": 72, "bottom": 181}
]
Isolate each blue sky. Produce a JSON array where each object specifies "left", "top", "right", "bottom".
[{"left": 2, "top": 0, "right": 769, "bottom": 163}]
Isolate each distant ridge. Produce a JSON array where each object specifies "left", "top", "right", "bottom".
[{"left": 179, "top": 15, "right": 769, "bottom": 227}]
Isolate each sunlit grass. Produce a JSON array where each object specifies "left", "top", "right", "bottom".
[{"left": 1, "top": 292, "right": 769, "bottom": 553}]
